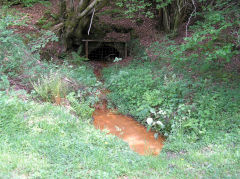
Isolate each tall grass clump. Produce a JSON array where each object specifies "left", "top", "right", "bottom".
[{"left": 31, "top": 71, "right": 69, "bottom": 103}]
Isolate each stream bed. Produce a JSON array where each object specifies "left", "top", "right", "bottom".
[{"left": 92, "top": 61, "right": 164, "bottom": 155}]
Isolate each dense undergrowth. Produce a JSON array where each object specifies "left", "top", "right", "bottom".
[
  {"left": 103, "top": 0, "right": 240, "bottom": 142},
  {"left": 103, "top": 59, "right": 240, "bottom": 141},
  {"left": 0, "top": 8, "right": 98, "bottom": 119},
  {"left": 101, "top": 2, "right": 240, "bottom": 175},
  {"left": 1, "top": 2, "right": 240, "bottom": 178},
  {"left": 102, "top": 45, "right": 240, "bottom": 177}
]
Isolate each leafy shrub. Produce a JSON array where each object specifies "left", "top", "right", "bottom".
[
  {"left": 29, "top": 30, "right": 58, "bottom": 52},
  {"left": 31, "top": 63, "right": 99, "bottom": 116},
  {"left": 103, "top": 59, "right": 240, "bottom": 141},
  {"left": 0, "top": 12, "right": 27, "bottom": 77},
  {"left": 0, "top": 10, "right": 58, "bottom": 80},
  {"left": 150, "top": 1, "right": 239, "bottom": 69},
  {"left": 69, "top": 51, "right": 89, "bottom": 64},
  {"left": 98, "top": 8, "right": 125, "bottom": 19},
  {"left": 60, "top": 64, "right": 100, "bottom": 88},
  {"left": 128, "top": 39, "right": 149, "bottom": 60}
]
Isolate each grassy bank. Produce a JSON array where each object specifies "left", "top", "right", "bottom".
[{"left": 1, "top": 90, "right": 239, "bottom": 178}]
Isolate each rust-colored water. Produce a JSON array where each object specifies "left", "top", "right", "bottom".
[{"left": 92, "top": 61, "right": 164, "bottom": 155}]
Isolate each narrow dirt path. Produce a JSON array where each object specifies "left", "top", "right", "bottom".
[{"left": 92, "top": 61, "right": 164, "bottom": 155}]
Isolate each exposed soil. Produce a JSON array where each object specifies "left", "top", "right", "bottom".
[
  {"left": 12, "top": 0, "right": 59, "bottom": 34},
  {"left": 92, "top": 62, "right": 164, "bottom": 156},
  {"left": 98, "top": 5, "right": 162, "bottom": 47}
]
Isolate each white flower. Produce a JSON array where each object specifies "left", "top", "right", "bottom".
[
  {"left": 146, "top": 118, "right": 153, "bottom": 125},
  {"left": 164, "top": 132, "right": 168, "bottom": 137},
  {"left": 158, "top": 109, "right": 166, "bottom": 115},
  {"left": 156, "top": 121, "right": 165, "bottom": 128}
]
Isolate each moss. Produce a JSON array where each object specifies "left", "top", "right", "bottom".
[{"left": 65, "top": 19, "right": 76, "bottom": 30}]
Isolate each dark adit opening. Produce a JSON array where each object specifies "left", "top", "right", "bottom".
[{"left": 88, "top": 45, "right": 120, "bottom": 61}]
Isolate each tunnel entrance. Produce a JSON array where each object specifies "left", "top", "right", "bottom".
[
  {"left": 88, "top": 44, "right": 120, "bottom": 61},
  {"left": 83, "top": 40, "right": 127, "bottom": 61}
]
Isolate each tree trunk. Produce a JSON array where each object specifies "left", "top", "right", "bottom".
[
  {"left": 60, "top": 0, "right": 108, "bottom": 50},
  {"left": 157, "top": 0, "right": 189, "bottom": 34}
]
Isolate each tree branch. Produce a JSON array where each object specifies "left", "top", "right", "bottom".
[
  {"left": 185, "top": 0, "right": 196, "bottom": 37},
  {"left": 88, "top": 8, "right": 95, "bottom": 35},
  {"left": 77, "top": 0, "right": 98, "bottom": 19}
]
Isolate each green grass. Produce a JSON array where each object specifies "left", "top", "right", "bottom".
[
  {"left": 0, "top": 91, "right": 144, "bottom": 178},
  {"left": 0, "top": 91, "right": 239, "bottom": 178}
]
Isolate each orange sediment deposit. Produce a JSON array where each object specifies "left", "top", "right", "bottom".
[
  {"left": 92, "top": 62, "right": 164, "bottom": 155},
  {"left": 93, "top": 109, "right": 164, "bottom": 155}
]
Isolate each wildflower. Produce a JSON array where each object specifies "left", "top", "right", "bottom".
[
  {"left": 158, "top": 109, "right": 166, "bottom": 115},
  {"left": 156, "top": 121, "right": 165, "bottom": 128},
  {"left": 146, "top": 118, "right": 153, "bottom": 125},
  {"left": 164, "top": 133, "right": 168, "bottom": 137}
]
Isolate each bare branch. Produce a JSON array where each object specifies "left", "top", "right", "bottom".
[
  {"left": 51, "top": 23, "right": 64, "bottom": 32},
  {"left": 77, "top": 0, "right": 98, "bottom": 19},
  {"left": 79, "top": 0, "right": 84, "bottom": 7},
  {"left": 70, "top": 0, "right": 74, "bottom": 11},
  {"left": 88, "top": 8, "right": 95, "bottom": 35},
  {"left": 186, "top": 0, "right": 196, "bottom": 37}
]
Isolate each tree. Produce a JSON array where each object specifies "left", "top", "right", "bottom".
[
  {"left": 59, "top": 0, "right": 226, "bottom": 50},
  {"left": 157, "top": 0, "right": 190, "bottom": 33},
  {"left": 116, "top": 0, "right": 192, "bottom": 33},
  {"left": 58, "top": 0, "right": 195, "bottom": 50},
  {"left": 59, "top": 0, "right": 194, "bottom": 50},
  {"left": 59, "top": 0, "right": 109, "bottom": 50}
]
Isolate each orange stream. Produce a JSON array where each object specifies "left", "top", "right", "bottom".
[{"left": 92, "top": 62, "right": 164, "bottom": 155}]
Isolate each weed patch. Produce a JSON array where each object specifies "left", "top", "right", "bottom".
[{"left": 103, "top": 59, "right": 240, "bottom": 142}]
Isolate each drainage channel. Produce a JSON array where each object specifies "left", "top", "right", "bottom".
[{"left": 92, "top": 61, "right": 164, "bottom": 155}]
